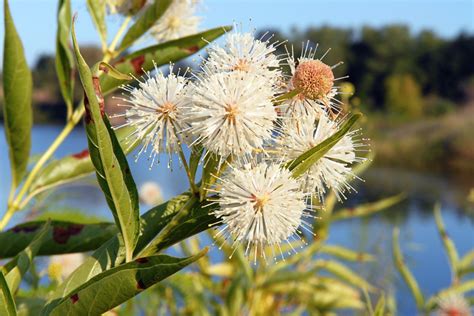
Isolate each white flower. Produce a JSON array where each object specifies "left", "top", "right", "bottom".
[
  {"left": 276, "top": 114, "right": 366, "bottom": 202},
  {"left": 48, "top": 253, "right": 85, "bottom": 281},
  {"left": 212, "top": 161, "right": 310, "bottom": 261},
  {"left": 437, "top": 294, "right": 472, "bottom": 316},
  {"left": 185, "top": 71, "right": 277, "bottom": 159},
  {"left": 150, "top": 0, "right": 200, "bottom": 43},
  {"left": 116, "top": 64, "right": 190, "bottom": 167},
  {"left": 203, "top": 30, "right": 282, "bottom": 83},
  {"left": 139, "top": 181, "right": 163, "bottom": 206},
  {"left": 279, "top": 43, "right": 344, "bottom": 119}
]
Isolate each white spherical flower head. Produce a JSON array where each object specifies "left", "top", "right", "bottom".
[
  {"left": 203, "top": 30, "right": 282, "bottom": 82},
  {"left": 213, "top": 161, "right": 309, "bottom": 261},
  {"left": 150, "top": 0, "right": 200, "bottom": 42},
  {"left": 436, "top": 294, "right": 472, "bottom": 316},
  {"left": 185, "top": 71, "right": 277, "bottom": 158},
  {"left": 117, "top": 64, "right": 190, "bottom": 167},
  {"left": 279, "top": 43, "right": 344, "bottom": 118},
  {"left": 48, "top": 253, "right": 85, "bottom": 281},
  {"left": 277, "top": 114, "right": 366, "bottom": 202}
]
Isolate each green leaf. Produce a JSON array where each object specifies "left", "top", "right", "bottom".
[
  {"left": 0, "top": 271, "right": 16, "bottom": 316},
  {"left": 42, "top": 250, "right": 207, "bottom": 315},
  {"left": 458, "top": 250, "right": 474, "bottom": 277},
  {"left": 319, "top": 245, "right": 375, "bottom": 262},
  {"left": 434, "top": 204, "right": 459, "bottom": 279},
  {"left": 2, "top": 221, "right": 50, "bottom": 292},
  {"left": 392, "top": 228, "right": 425, "bottom": 309},
  {"left": 102, "top": 26, "right": 231, "bottom": 95},
  {"left": 72, "top": 20, "right": 140, "bottom": 262},
  {"left": 313, "top": 260, "right": 375, "bottom": 292},
  {"left": 0, "top": 220, "right": 116, "bottom": 259},
  {"left": 117, "top": 0, "right": 173, "bottom": 52},
  {"left": 2, "top": 0, "right": 33, "bottom": 187},
  {"left": 86, "top": 0, "right": 107, "bottom": 49},
  {"left": 27, "top": 126, "right": 139, "bottom": 196},
  {"left": 373, "top": 295, "right": 386, "bottom": 316},
  {"left": 287, "top": 113, "right": 362, "bottom": 178},
  {"left": 55, "top": 0, "right": 74, "bottom": 118},
  {"left": 47, "top": 193, "right": 217, "bottom": 304},
  {"left": 189, "top": 145, "right": 204, "bottom": 182},
  {"left": 98, "top": 61, "right": 132, "bottom": 80},
  {"left": 331, "top": 194, "right": 405, "bottom": 221}
]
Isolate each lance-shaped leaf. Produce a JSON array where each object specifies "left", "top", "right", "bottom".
[
  {"left": 458, "top": 250, "right": 474, "bottom": 277},
  {"left": 0, "top": 272, "right": 16, "bottom": 316},
  {"left": 86, "top": 0, "right": 107, "bottom": 49},
  {"left": 287, "top": 113, "right": 362, "bottom": 178},
  {"left": 55, "top": 0, "right": 74, "bottom": 118},
  {"left": 117, "top": 0, "right": 173, "bottom": 52},
  {"left": 319, "top": 245, "right": 374, "bottom": 262},
  {"left": 47, "top": 193, "right": 218, "bottom": 303},
  {"left": 392, "top": 228, "right": 425, "bottom": 309},
  {"left": 2, "top": 222, "right": 50, "bottom": 293},
  {"left": 331, "top": 194, "right": 405, "bottom": 221},
  {"left": 42, "top": 250, "right": 207, "bottom": 315},
  {"left": 102, "top": 26, "right": 231, "bottom": 94},
  {"left": 72, "top": 21, "right": 140, "bottom": 262},
  {"left": 434, "top": 204, "right": 459, "bottom": 279},
  {"left": 27, "top": 126, "right": 139, "bottom": 196},
  {"left": 373, "top": 295, "right": 386, "bottom": 316},
  {"left": 0, "top": 220, "right": 116, "bottom": 259},
  {"left": 2, "top": 0, "right": 33, "bottom": 188},
  {"left": 313, "top": 259, "right": 375, "bottom": 292}
]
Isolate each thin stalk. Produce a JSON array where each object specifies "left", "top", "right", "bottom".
[{"left": 106, "top": 16, "right": 131, "bottom": 59}]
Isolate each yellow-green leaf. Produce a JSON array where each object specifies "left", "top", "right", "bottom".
[{"left": 2, "top": 0, "right": 33, "bottom": 187}]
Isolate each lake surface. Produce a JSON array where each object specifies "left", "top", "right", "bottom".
[{"left": 0, "top": 125, "right": 473, "bottom": 314}]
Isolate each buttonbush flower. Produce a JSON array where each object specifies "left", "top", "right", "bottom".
[
  {"left": 212, "top": 161, "right": 310, "bottom": 262},
  {"left": 150, "top": 0, "right": 200, "bottom": 42},
  {"left": 436, "top": 294, "right": 472, "bottom": 316},
  {"left": 279, "top": 43, "right": 344, "bottom": 118},
  {"left": 116, "top": 64, "right": 190, "bottom": 167},
  {"left": 277, "top": 114, "right": 367, "bottom": 202},
  {"left": 185, "top": 71, "right": 277, "bottom": 159},
  {"left": 203, "top": 29, "right": 282, "bottom": 84}
]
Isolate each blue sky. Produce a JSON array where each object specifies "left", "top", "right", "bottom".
[{"left": 0, "top": 0, "right": 473, "bottom": 65}]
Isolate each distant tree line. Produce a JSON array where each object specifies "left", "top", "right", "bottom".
[{"left": 1, "top": 25, "right": 473, "bottom": 123}]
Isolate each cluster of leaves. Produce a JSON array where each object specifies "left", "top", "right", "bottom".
[
  {"left": 392, "top": 204, "right": 474, "bottom": 314},
  {"left": 0, "top": 0, "right": 373, "bottom": 314}
]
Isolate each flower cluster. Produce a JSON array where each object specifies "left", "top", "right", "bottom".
[{"left": 119, "top": 28, "right": 367, "bottom": 261}]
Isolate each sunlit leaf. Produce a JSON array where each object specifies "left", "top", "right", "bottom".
[
  {"left": 0, "top": 271, "right": 16, "bottom": 316},
  {"left": 287, "top": 113, "right": 362, "bottom": 178},
  {"left": 392, "top": 228, "right": 425, "bottom": 309},
  {"left": 42, "top": 250, "right": 207, "bottom": 315},
  {"left": 2, "top": 0, "right": 33, "bottom": 188},
  {"left": 55, "top": 0, "right": 74, "bottom": 118},
  {"left": 72, "top": 20, "right": 140, "bottom": 262},
  {"left": 117, "top": 0, "right": 173, "bottom": 52}
]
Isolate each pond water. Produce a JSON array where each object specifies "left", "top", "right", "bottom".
[{"left": 0, "top": 125, "right": 473, "bottom": 314}]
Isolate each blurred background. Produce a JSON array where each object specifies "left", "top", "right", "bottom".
[{"left": 0, "top": 0, "right": 473, "bottom": 314}]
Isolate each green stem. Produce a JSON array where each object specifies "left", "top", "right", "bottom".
[{"left": 105, "top": 16, "right": 131, "bottom": 59}]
